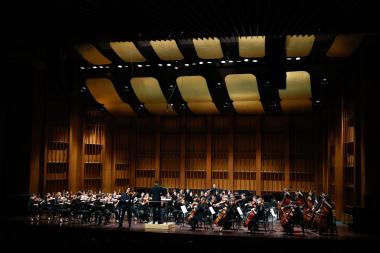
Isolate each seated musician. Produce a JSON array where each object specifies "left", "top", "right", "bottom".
[{"left": 189, "top": 197, "right": 207, "bottom": 231}]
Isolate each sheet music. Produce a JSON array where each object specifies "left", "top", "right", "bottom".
[
  {"left": 270, "top": 207, "right": 277, "bottom": 219},
  {"left": 237, "top": 207, "right": 243, "bottom": 217},
  {"left": 181, "top": 205, "right": 188, "bottom": 214},
  {"left": 209, "top": 206, "right": 216, "bottom": 215}
]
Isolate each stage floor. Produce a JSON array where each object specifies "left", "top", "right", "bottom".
[{"left": 1, "top": 217, "right": 378, "bottom": 252}]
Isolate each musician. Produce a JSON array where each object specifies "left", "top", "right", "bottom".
[
  {"left": 117, "top": 188, "right": 134, "bottom": 228},
  {"left": 210, "top": 183, "right": 217, "bottom": 196},
  {"left": 149, "top": 181, "right": 166, "bottom": 224}
]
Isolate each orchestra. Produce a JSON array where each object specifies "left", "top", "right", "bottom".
[{"left": 26, "top": 187, "right": 336, "bottom": 235}]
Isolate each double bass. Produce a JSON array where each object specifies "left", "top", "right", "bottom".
[{"left": 214, "top": 208, "right": 226, "bottom": 225}]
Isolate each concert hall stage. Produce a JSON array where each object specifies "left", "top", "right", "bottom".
[{"left": 1, "top": 217, "right": 377, "bottom": 253}]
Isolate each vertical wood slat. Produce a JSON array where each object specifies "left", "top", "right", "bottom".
[
  {"left": 180, "top": 116, "right": 186, "bottom": 189},
  {"left": 284, "top": 116, "right": 290, "bottom": 190},
  {"left": 227, "top": 115, "right": 234, "bottom": 190},
  {"left": 206, "top": 116, "right": 212, "bottom": 187},
  {"left": 255, "top": 115, "right": 262, "bottom": 196},
  {"left": 155, "top": 117, "right": 161, "bottom": 183}
]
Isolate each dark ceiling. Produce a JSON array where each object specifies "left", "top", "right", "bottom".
[
  {"left": 5, "top": 0, "right": 378, "bottom": 117},
  {"left": 6, "top": 0, "right": 378, "bottom": 43}
]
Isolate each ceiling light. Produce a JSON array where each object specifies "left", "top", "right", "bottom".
[
  {"left": 252, "top": 59, "right": 258, "bottom": 63},
  {"left": 184, "top": 63, "right": 189, "bottom": 67},
  {"left": 92, "top": 66, "right": 98, "bottom": 69},
  {"left": 137, "top": 64, "right": 142, "bottom": 67},
  {"left": 199, "top": 61, "right": 204, "bottom": 64},
  {"left": 80, "top": 66, "right": 85, "bottom": 70},
  {"left": 146, "top": 64, "right": 151, "bottom": 67},
  {"left": 243, "top": 59, "right": 249, "bottom": 62},
  {"left": 237, "top": 60, "right": 241, "bottom": 63},
  {"left": 221, "top": 60, "right": 226, "bottom": 64},
  {"left": 192, "top": 63, "right": 196, "bottom": 65},
  {"left": 99, "top": 66, "right": 104, "bottom": 69},
  {"left": 228, "top": 60, "right": 233, "bottom": 63},
  {"left": 175, "top": 66, "right": 179, "bottom": 70},
  {"left": 287, "top": 57, "right": 292, "bottom": 60},
  {"left": 158, "top": 63, "right": 163, "bottom": 67},
  {"left": 207, "top": 61, "right": 212, "bottom": 64},
  {"left": 105, "top": 66, "right": 110, "bottom": 69},
  {"left": 295, "top": 57, "right": 301, "bottom": 60},
  {"left": 167, "top": 63, "right": 171, "bottom": 66},
  {"left": 117, "top": 65, "right": 123, "bottom": 68}
]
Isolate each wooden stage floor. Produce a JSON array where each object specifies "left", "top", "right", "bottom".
[{"left": 0, "top": 217, "right": 378, "bottom": 252}]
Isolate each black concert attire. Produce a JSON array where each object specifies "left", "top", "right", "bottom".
[
  {"left": 117, "top": 193, "right": 133, "bottom": 228},
  {"left": 149, "top": 183, "right": 165, "bottom": 224}
]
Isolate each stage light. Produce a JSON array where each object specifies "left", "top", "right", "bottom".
[
  {"left": 228, "top": 60, "right": 233, "bottom": 63},
  {"left": 192, "top": 63, "right": 196, "bottom": 65},
  {"left": 105, "top": 66, "right": 110, "bottom": 69},
  {"left": 287, "top": 57, "right": 292, "bottom": 60},
  {"left": 199, "top": 61, "right": 204, "bottom": 65},
  {"left": 80, "top": 66, "right": 85, "bottom": 70},
  {"left": 158, "top": 63, "right": 163, "bottom": 67},
  {"left": 244, "top": 59, "right": 249, "bottom": 62},
  {"left": 295, "top": 57, "right": 301, "bottom": 60},
  {"left": 321, "top": 78, "right": 328, "bottom": 85},
  {"left": 117, "top": 65, "right": 123, "bottom": 68},
  {"left": 221, "top": 60, "right": 226, "bottom": 64},
  {"left": 167, "top": 63, "right": 171, "bottom": 67},
  {"left": 175, "top": 66, "right": 179, "bottom": 70},
  {"left": 137, "top": 64, "right": 142, "bottom": 68},
  {"left": 99, "top": 66, "right": 104, "bottom": 69},
  {"left": 146, "top": 64, "right": 151, "bottom": 67},
  {"left": 185, "top": 63, "right": 189, "bottom": 67},
  {"left": 207, "top": 61, "right": 212, "bottom": 64},
  {"left": 92, "top": 66, "right": 98, "bottom": 69},
  {"left": 252, "top": 59, "right": 258, "bottom": 63},
  {"left": 237, "top": 60, "right": 241, "bottom": 63}
]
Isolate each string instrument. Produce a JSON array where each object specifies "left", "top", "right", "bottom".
[
  {"left": 244, "top": 208, "right": 257, "bottom": 227},
  {"left": 214, "top": 208, "right": 226, "bottom": 225},
  {"left": 280, "top": 206, "right": 294, "bottom": 227}
]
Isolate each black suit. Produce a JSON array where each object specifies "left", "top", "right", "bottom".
[
  {"left": 149, "top": 184, "right": 165, "bottom": 224},
  {"left": 117, "top": 193, "right": 133, "bottom": 228}
]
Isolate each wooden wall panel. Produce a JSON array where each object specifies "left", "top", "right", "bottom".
[
  {"left": 113, "top": 120, "right": 131, "bottom": 191},
  {"left": 83, "top": 110, "right": 105, "bottom": 192},
  {"left": 44, "top": 97, "right": 70, "bottom": 193}
]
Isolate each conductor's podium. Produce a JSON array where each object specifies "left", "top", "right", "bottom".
[{"left": 144, "top": 222, "right": 176, "bottom": 232}]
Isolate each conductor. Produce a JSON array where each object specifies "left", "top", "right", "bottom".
[{"left": 149, "top": 181, "right": 165, "bottom": 224}]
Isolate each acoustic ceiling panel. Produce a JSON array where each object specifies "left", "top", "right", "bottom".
[
  {"left": 233, "top": 101, "right": 264, "bottom": 114},
  {"left": 131, "top": 77, "right": 176, "bottom": 115},
  {"left": 279, "top": 71, "right": 312, "bottom": 113},
  {"left": 286, "top": 35, "right": 315, "bottom": 57},
  {"left": 131, "top": 77, "right": 167, "bottom": 103},
  {"left": 176, "top": 76, "right": 213, "bottom": 102},
  {"left": 85, "top": 78, "right": 134, "bottom": 116},
  {"left": 326, "top": 34, "right": 364, "bottom": 58},
  {"left": 280, "top": 100, "right": 312, "bottom": 113},
  {"left": 187, "top": 102, "right": 219, "bottom": 114},
  {"left": 76, "top": 43, "right": 112, "bottom": 65},
  {"left": 109, "top": 41, "right": 146, "bottom": 62},
  {"left": 176, "top": 75, "right": 219, "bottom": 114},
  {"left": 238, "top": 36, "right": 265, "bottom": 58},
  {"left": 144, "top": 103, "right": 177, "bottom": 115},
  {"left": 225, "top": 74, "right": 260, "bottom": 101},
  {"left": 193, "top": 38, "right": 224, "bottom": 59},
  {"left": 150, "top": 40, "right": 184, "bottom": 61},
  {"left": 279, "top": 71, "right": 311, "bottom": 100}
]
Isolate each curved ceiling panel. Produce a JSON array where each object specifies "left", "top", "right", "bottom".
[
  {"left": 85, "top": 78, "right": 135, "bottom": 116},
  {"left": 225, "top": 74, "right": 260, "bottom": 101},
  {"left": 279, "top": 71, "right": 312, "bottom": 113},
  {"left": 238, "top": 36, "right": 265, "bottom": 58},
  {"left": 233, "top": 101, "right": 264, "bottom": 114},
  {"left": 187, "top": 102, "right": 219, "bottom": 114},
  {"left": 150, "top": 40, "right": 184, "bottom": 61},
  {"left": 193, "top": 38, "right": 224, "bottom": 59},
  {"left": 131, "top": 77, "right": 176, "bottom": 115},
  {"left": 280, "top": 100, "right": 312, "bottom": 113},
  {"left": 131, "top": 77, "right": 166, "bottom": 103},
  {"left": 326, "top": 34, "right": 364, "bottom": 58},
  {"left": 286, "top": 35, "right": 315, "bottom": 57},
  {"left": 176, "top": 75, "right": 219, "bottom": 114},
  {"left": 176, "top": 76, "right": 212, "bottom": 102},
  {"left": 144, "top": 103, "right": 177, "bottom": 115},
  {"left": 280, "top": 71, "right": 311, "bottom": 100},
  {"left": 109, "top": 41, "right": 146, "bottom": 62},
  {"left": 76, "top": 43, "right": 112, "bottom": 65}
]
